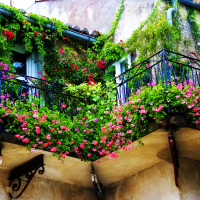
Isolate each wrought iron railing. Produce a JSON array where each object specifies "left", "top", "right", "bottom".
[
  {"left": 0, "top": 70, "right": 78, "bottom": 117},
  {"left": 116, "top": 49, "right": 200, "bottom": 104}
]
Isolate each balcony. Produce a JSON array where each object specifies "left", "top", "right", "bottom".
[{"left": 1, "top": 49, "right": 200, "bottom": 199}]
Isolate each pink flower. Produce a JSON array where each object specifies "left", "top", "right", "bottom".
[
  {"left": 139, "top": 110, "right": 147, "bottom": 114},
  {"left": 83, "top": 139, "right": 88, "bottom": 144},
  {"left": 60, "top": 153, "right": 67, "bottom": 157},
  {"left": 61, "top": 125, "right": 67, "bottom": 130},
  {"left": 127, "top": 130, "right": 133, "bottom": 134},
  {"left": 176, "top": 83, "right": 183, "bottom": 90},
  {"left": 88, "top": 60, "right": 93, "bottom": 63},
  {"left": 80, "top": 143, "right": 85, "bottom": 149},
  {"left": 107, "top": 141, "right": 114, "bottom": 147},
  {"left": 140, "top": 105, "right": 144, "bottom": 109},
  {"left": 46, "top": 134, "right": 51, "bottom": 140},
  {"left": 44, "top": 143, "right": 48, "bottom": 147},
  {"left": 61, "top": 103, "right": 66, "bottom": 108},
  {"left": 83, "top": 68, "right": 87, "bottom": 71},
  {"left": 74, "top": 147, "right": 78, "bottom": 151},
  {"left": 50, "top": 147, "right": 58, "bottom": 152},
  {"left": 22, "top": 128, "right": 28, "bottom": 131},
  {"left": 87, "top": 153, "right": 92, "bottom": 157},
  {"left": 31, "top": 148, "right": 36, "bottom": 153},
  {"left": 125, "top": 48, "right": 129, "bottom": 51},
  {"left": 22, "top": 138, "right": 29, "bottom": 143},
  {"left": 126, "top": 147, "right": 131, "bottom": 150},
  {"left": 36, "top": 129, "right": 40, "bottom": 134},
  {"left": 151, "top": 82, "right": 156, "bottom": 86},
  {"left": 57, "top": 141, "right": 62, "bottom": 145},
  {"left": 92, "top": 141, "right": 98, "bottom": 145},
  {"left": 39, "top": 141, "right": 43, "bottom": 145},
  {"left": 188, "top": 104, "right": 194, "bottom": 109},
  {"left": 21, "top": 123, "right": 27, "bottom": 127},
  {"left": 175, "top": 95, "right": 180, "bottom": 99},
  {"left": 58, "top": 130, "right": 62, "bottom": 134},
  {"left": 15, "top": 134, "right": 20, "bottom": 138},
  {"left": 3, "top": 64, "right": 8, "bottom": 71},
  {"left": 50, "top": 128, "right": 55, "bottom": 132},
  {"left": 137, "top": 99, "right": 141, "bottom": 103}
]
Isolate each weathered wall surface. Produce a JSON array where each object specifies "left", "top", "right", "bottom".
[
  {"left": 26, "top": 0, "right": 157, "bottom": 43},
  {"left": 104, "top": 157, "right": 200, "bottom": 200},
  {"left": 0, "top": 168, "right": 96, "bottom": 200}
]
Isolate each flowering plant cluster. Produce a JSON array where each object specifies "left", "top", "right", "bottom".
[
  {"left": 1, "top": 78, "right": 200, "bottom": 162},
  {"left": 97, "top": 59, "right": 106, "bottom": 69},
  {"left": 4, "top": 30, "right": 14, "bottom": 40}
]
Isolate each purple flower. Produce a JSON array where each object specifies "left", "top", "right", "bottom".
[
  {"left": 94, "top": 118, "right": 98, "bottom": 122},
  {"left": 198, "top": 42, "right": 200, "bottom": 46},
  {"left": 75, "top": 128, "right": 79, "bottom": 131},
  {"left": 85, "top": 124, "right": 88, "bottom": 127}
]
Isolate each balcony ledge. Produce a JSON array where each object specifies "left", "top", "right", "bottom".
[{"left": 1, "top": 126, "right": 200, "bottom": 188}]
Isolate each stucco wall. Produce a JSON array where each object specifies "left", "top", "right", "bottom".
[
  {"left": 26, "top": 0, "right": 157, "bottom": 43},
  {"left": 0, "top": 169, "right": 96, "bottom": 200},
  {"left": 103, "top": 157, "right": 200, "bottom": 200}
]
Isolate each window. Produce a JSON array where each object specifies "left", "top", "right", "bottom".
[
  {"left": 113, "top": 52, "right": 137, "bottom": 103},
  {"left": 11, "top": 51, "right": 26, "bottom": 75},
  {"left": 12, "top": 44, "right": 43, "bottom": 78}
]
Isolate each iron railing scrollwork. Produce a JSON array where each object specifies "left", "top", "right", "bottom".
[
  {"left": 0, "top": 70, "right": 78, "bottom": 118},
  {"left": 115, "top": 49, "right": 200, "bottom": 105}
]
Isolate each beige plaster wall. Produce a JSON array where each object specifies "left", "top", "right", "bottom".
[
  {"left": 104, "top": 157, "right": 200, "bottom": 200},
  {"left": 26, "top": 0, "right": 157, "bottom": 43},
  {"left": 0, "top": 168, "right": 96, "bottom": 200}
]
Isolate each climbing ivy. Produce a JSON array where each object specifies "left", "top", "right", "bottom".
[
  {"left": 0, "top": 0, "right": 194, "bottom": 84},
  {"left": 187, "top": 8, "right": 200, "bottom": 53}
]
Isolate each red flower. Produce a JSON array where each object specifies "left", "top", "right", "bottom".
[
  {"left": 89, "top": 74, "right": 94, "bottom": 78},
  {"left": 75, "top": 66, "right": 78, "bottom": 71},
  {"left": 97, "top": 59, "right": 106, "bottom": 69},
  {"left": 71, "top": 63, "right": 75, "bottom": 67},
  {"left": 60, "top": 47, "right": 64, "bottom": 54},
  {"left": 4, "top": 30, "right": 14, "bottom": 40},
  {"left": 88, "top": 80, "right": 96, "bottom": 85},
  {"left": 33, "top": 31, "right": 38, "bottom": 36}
]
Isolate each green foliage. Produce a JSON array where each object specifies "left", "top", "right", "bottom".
[
  {"left": 1, "top": 80, "right": 200, "bottom": 161},
  {"left": 99, "top": 0, "right": 124, "bottom": 41},
  {"left": 187, "top": 8, "right": 200, "bottom": 53}
]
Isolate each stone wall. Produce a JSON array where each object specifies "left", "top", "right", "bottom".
[
  {"left": 0, "top": 168, "right": 96, "bottom": 200},
  {"left": 103, "top": 157, "right": 200, "bottom": 200},
  {"left": 26, "top": 0, "right": 157, "bottom": 43}
]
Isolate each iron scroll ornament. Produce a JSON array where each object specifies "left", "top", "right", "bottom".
[{"left": 8, "top": 154, "right": 45, "bottom": 199}]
